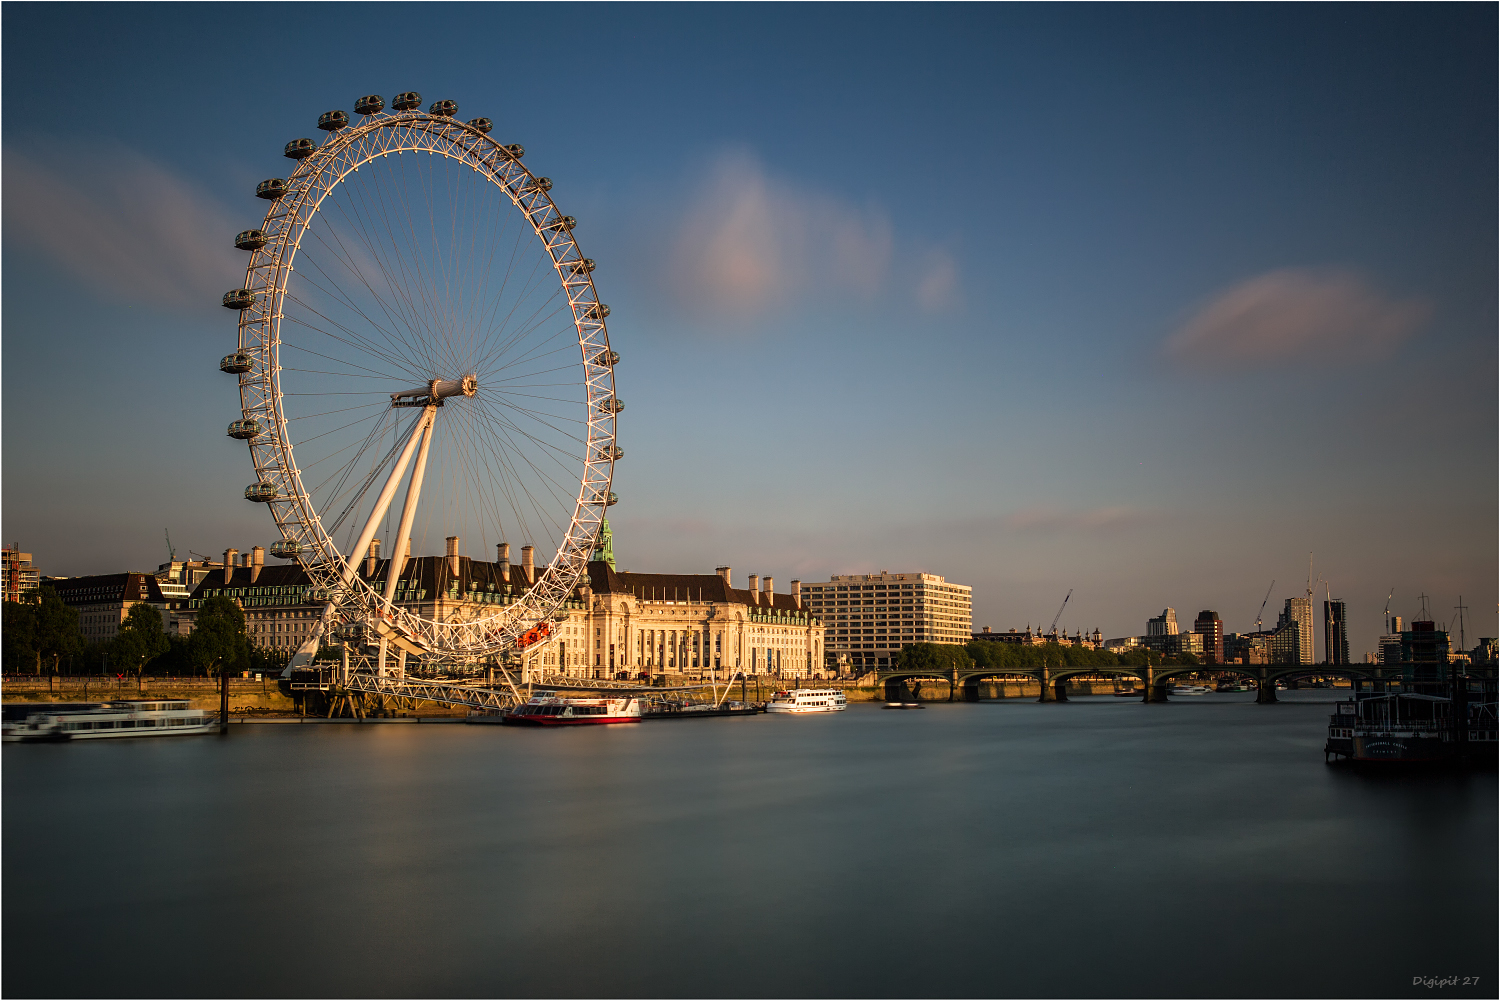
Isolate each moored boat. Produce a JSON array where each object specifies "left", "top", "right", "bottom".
[
  {"left": 1168, "top": 684, "right": 1211, "bottom": 696},
  {"left": 2, "top": 700, "right": 216, "bottom": 742},
  {"left": 483, "top": 694, "right": 642, "bottom": 726},
  {"left": 766, "top": 688, "right": 847, "bottom": 713}
]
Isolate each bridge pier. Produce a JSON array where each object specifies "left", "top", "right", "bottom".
[
  {"left": 1140, "top": 667, "right": 1169, "bottom": 702},
  {"left": 1256, "top": 669, "right": 1278, "bottom": 704},
  {"left": 1036, "top": 668, "right": 1056, "bottom": 702}
]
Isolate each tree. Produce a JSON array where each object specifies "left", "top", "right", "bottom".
[
  {"left": 18, "top": 587, "right": 81, "bottom": 675},
  {"left": 111, "top": 602, "right": 169, "bottom": 680},
  {"left": 2, "top": 599, "right": 38, "bottom": 673},
  {"left": 190, "top": 596, "right": 249, "bottom": 727},
  {"left": 896, "top": 642, "right": 972, "bottom": 675}
]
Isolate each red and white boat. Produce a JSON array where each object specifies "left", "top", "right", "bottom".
[{"left": 492, "top": 694, "right": 643, "bottom": 726}]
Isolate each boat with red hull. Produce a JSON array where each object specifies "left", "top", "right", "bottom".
[{"left": 479, "top": 694, "right": 643, "bottom": 726}]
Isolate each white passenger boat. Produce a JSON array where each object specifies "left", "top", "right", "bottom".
[
  {"left": 766, "top": 688, "right": 847, "bottom": 713},
  {"left": 1168, "top": 685, "right": 1212, "bottom": 696},
  {"left": 2, "top": 700, "right": 216, "bottom": 742},
  {"left": 486, "top": 694, "right": 643, "bottom": 726}
]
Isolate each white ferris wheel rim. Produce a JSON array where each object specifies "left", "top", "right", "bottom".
[{"left": 229, "top": 103, "right": 616, "bottom": 659}]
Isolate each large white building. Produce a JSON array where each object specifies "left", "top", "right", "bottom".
[{"left": 800, "top": 572, "right": 972, "bottom": 675}]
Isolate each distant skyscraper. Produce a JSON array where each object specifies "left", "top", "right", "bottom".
[
  {"left": 1323, "top": 599, "right": 1350, "bottom": 665},
  {"left": 1193, "top": 610, "right": 1224, "bottom": 663},
  {"left": 2, "top": 544, "right": 38, "bottom": 603},
  {"left": 1271, "top": 597, "right": 1314, "bottom": 665},
  {"left": 1146, "top": 608, "right": 1178, "bottom": 637}
]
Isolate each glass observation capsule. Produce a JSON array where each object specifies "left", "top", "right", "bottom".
[
  {"left": 591, "top": 349, "right": 619, "bottom": 366},
  {"left": 606, "top": 492, "right": 619, "bottom": 507},
  {"left": 256, "top": 178, "right": 287, "bottom": 200},
  {"left": 308, "top": 586, "right": 331, "bottom": 601},
  {"left": 522, "top": 176, "right": 552, "bottom": 193},
  {"left": 270, "top": 540, "right": 302, "bottom": 559},
  {"left": 235, "top": 230, "right": 267, "bottom": 251},
  {"left": 584, "top": 303, "right": 610, "bottom": 320},
  {"left": 392, "top": 91, "right": 422, "bottom": 111},
  {"left": 545, "top": 216, "right": 577, "bottom": 233},
  {"left": 244, "top": 482, "right": 279, "bottom": 503},
  {"left": 219, "top": 353, "right": 252, "bottom": 374},
  {"left": 223, "top": 289, "right": 256, "bottom": 309},
  {"left": 227, "top": 419, "right": 263, "bottom": 440},
  {"left": 568, "top": 259, "right": 596, "bottom": 276},
  {"left": 428, "top": 99, "right": 457, "bottom": 117},
  {"left": 354, "top": 94, "right": 384, "bottom": 116},
  {"left": 284, "top": 138, "right": 316, "bottom": 159},
  {"left": 598, "top": 397, "right": 624, "bottom": 414},
  {"left": 317, "top": 110, "right": 349, "bottom": 131},
  {"left": 503, "top": 143, "right": 525, "bottom": 158},
  {"left": 466, "top": 117, "right": 492, "bottom": 133},
  {"left": 598, "top": 444, "right": 624, "bottom": 461}
]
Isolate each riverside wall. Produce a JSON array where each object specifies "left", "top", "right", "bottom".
[{"left": 2, "top": 676, "right": 294, "bottom": 713}]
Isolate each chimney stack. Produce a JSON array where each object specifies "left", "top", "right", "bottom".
[
  {"left": 763, "top": 577, "right": 774, "bottom": 605},
  {"left": 791, "top": 579, "right": 801, "bottom": 608},
  {"left": 498, "top": 542, "right": 511, "bottom": 584},
  {"left": 521, "top": 545, "right": 535, "bottom": 586},
  {"left": 446, "top": 536, "right": 460, "bottom": 578},
  {"left": 747, "top": 574, "right": 759, "bottom": 604},
  {"left": 251, "top": 546, "right": 264, "bottom": 584},
  {"left": 716, "top": 566, "right": 732, "bottom": 587},
  {"left": 223, "top": 548, "right": 238, "bottom": 586},
  {"left": 366, "top": 538, "right": 380, "bottom": 578}
]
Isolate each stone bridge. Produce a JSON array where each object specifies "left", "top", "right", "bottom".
[{"left": 874, "top": 663, "right": 1414, "bottom": 704}]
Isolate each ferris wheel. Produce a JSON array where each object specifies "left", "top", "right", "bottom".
[{"left": 219, "top": 91, "right": 618, "bottom": 662}]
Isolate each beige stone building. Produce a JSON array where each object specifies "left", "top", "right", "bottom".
[
  {"left": 179, "top": 540, "right": 824, "bottom": 680},
  {"left": 801, "top": 572, "right": 972, "bottom": 674}
]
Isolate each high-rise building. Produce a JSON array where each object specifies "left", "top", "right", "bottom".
[
  {"left": 800, "top": 572, "right": 972, "bottom": 674},
  {"left": 1193, "top": 610, "right": 1223, "bottom": 663},
  {"left": 1323, "top": 599, "right": 1350, "bottom": 665},
  {"left": 1270, "top": 597, "right": 1313, "bottom": 664},
  {"left": 1146, "top": 608, "right": 1178, "bottom": 636},
  {"left": 3, "top": 544, "right": 39, "bottom": 603}
]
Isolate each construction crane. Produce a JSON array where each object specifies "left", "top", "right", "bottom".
[
  {"left": 1048, "top": 589, "right": 1072, "bottom": 639},
  {"left": 1255, "top": 580, "right": 1275, "bottom": 633},
  {"left": 164, "top": 529, "right": 176, "bottom": 563}
]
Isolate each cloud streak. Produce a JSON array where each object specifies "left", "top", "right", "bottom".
[
  {"left": 4, "top": 144, "right": 241, "bottom": 309},
  {"left": 665, "top": 149, "right": 951, "bottom": 320},
  {"left": 1000, "top": 506, "right": 1156, "bottom": 535},
  {"left": 1164, "top": 267, "right": 1429, "bottom": 367}
]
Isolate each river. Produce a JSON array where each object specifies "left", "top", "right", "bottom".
[{"left": 4, "top": 691, "right": 1495, "bottom": 998}]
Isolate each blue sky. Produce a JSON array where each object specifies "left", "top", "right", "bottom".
[{"left": 4, "top": 4, "right": 1494, "bottom": 654}]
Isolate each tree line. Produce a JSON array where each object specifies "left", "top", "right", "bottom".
[{"left": 2, "top": 587, "right": 288, "bottom": 678}]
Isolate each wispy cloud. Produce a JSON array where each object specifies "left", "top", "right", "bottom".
[
  {"left": 1164, "top": 267, "right": 1429, "bottom": 367},
  {"left": 914, "top": 246, "right": 961, "bottom": 312},
  {"left": 664, "top": 149, "right": 943, "bottom": 320},
  {"left": 1000, "top": 506, "right": 1155, "bottom": 535},
  {"left": 4, "top": 144, "right": 241, "bottom": 309}
]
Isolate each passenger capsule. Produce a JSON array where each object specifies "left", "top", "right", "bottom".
[
  {"left": 606, "top": 491, "right": 619, "bottom": 507},
  {"left": 284, "top": 138, "right": 316, "bottom": 159},
  {"left": 598, "top": 397, "right": 624, "bottom": 414},
  {"left": 223, "top": 289, "right": 256, "bottom": 310},
  {"left": 597, "top": 444, "right": 624, "bottom": 461},
  {"left": 392, "top": 91, "right": 422, "bottom": 111},
  {"left": 256, "top": 178, "right": 288, "bottom": 200},
  {"left": 466, "top": 117, "right": 492, "bottom": 133},
  {"left": 584, "top": 303, "right": 610, "bottom": 320},
  {"left": 219, "top": 352, "right": 253, "bottom": 374},
  {"left": 270, "top": 540, "right": 302, "bottom": 559},
  {"left": 227, "top": 418, "right": 263, "bottom": 440},
  {"left": 543, "top": 215, "right": 576, "bottom": 233},
  {"left": 503, "top": 143, "right": 525, "bottom": 158},
  {"left": 354, "top": 94, "right": 385, "bottom": 116},
  {"left": 234, "top": 230, "right": 267, "bottom": 251},
  {"left": 521, "top": 176, "right": 552, "bottom": 193},
  {"left": 591, "top": 349, "right": 619, "bottom": 367},
  {"left": 567, "top": 258, "right": 596, "bottom": 276},
  {"left": 244, "top": 482, "right": 279, "bottom": 503},
  {"left": 317, "top": 109, "right": 349, "bottom": 131},
  {"left": 428, "top": 99, "right": 458, "bottom": 117},
  {"left": 308, "top": 586, "right": 331, "bottom": 601}
]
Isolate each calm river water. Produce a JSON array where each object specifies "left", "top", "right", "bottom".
[{"left": 4, "top": 692, "right": 1495, "bottom": 998}]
